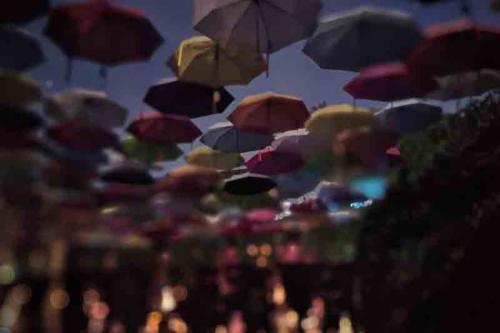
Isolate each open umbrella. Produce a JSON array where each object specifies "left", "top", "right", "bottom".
[
  {"left": 200, "top": 121, "right": 273, "bottom": 153},
  {"left": 45, "top": 89, "right": 128, "bottom": 128},
  {"left": 246, "top": 148, "right": 304, "bottom": 176},
  {"left": 121, "top": 135, "right": 182, "bottom": 164},
  {"left": 272, "top": 128, "right": 332, "bottom": 159},
  {"left": 375, "top": 99, "right": 442, "bottom": 134},
  {"left": 155, "top": 164, "right": 220, "bottom": 196},
  {"left": 45, "top": 0, "right": 163, "bottom": 77},
  {"left": 168, "top": 36, "right": 266, "bottom": 88},
  {"left": 223, "top": 173, "right": 276, "bottom": 196},
  {"left": 0, "top": 0, "right": 50, "bottom": 24},
  {"left": 344, "top": 62, "right": 438, "bottom": 102},
  {"left": 186, "top": 146, "right": 243, "bottom": 170},
  {"left": 128, "top": 112, "right": 202, "bottom": 145},
  {"left": 48, "top": 121, "right": 119, "bottom": 150},
  {"left": 0, "top": 70, "right": 42, "bottom": 107},
  {"left": 303, "top": 6, "right": 422, "bottom": 71},
  {"left": 0, "top": 25, "right": 45, "bottom": 71},
  {"left": 273, "top": 168, "right": 322, "bottom": 198},
  {"left": 408, "top": 19, "right": 500, "bottom": 77},
  {"left": 0, "top": 105, "right": 44, "bottom": 133},
  {"left": 100, "top": 161, "right": 154, "bottom": 185},
  {"left": 228, "top": 92, "right": 310, "bottom": 134},
  {"left": 144, "top": 78, "right": 234, "bottom": 118}
]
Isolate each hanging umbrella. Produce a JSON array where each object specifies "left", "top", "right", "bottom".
[
  {"left": 144, "top": 78, "right": 234, "bottom": 118},
  {"left": 427, "top": 69, "right": 500, "bottom": 101},
  {"left": 0, "top": 105, "right": 43, "bottom": 133},
  {"left": 303, "top": 6, "right": 422, "bottom": 71},
  {"left": 186, "top": 146, "right": 243, "bottom": 170},
  {"left": 121, "top": 135, "right": 182, "bottom": 164},
  {"left": 45, "top": 89, "right": 128, "bottom": 128},
  {"left": 272, "top": 128, "right": 332, "bottom": 159},
  {"left": 0, "top": 25, "right": 45, "bottom": 71},
  {"left": 193, "top": 0, "right": 320, "bottom": 63},
  {"left": 0, "top": 70, "right": 43, "bottom": 107},
  {"left": 167, "top": 36, "right": 266, "bottom": 88},
  {"left": 241, "top": 208, "right": 282, "bottom": 235},
  {"left": 246, "top": 148, "right": 304, "bottom": 176},
  {"left": 0, "top": 0, "right": 50, "bottom": 24},
  {"left": 223, "top": 173, "right": 276, "bottom": 196},
  {"left": 45, "top": 0, "right": 163, "bottom": 75},
  {"left": 127, "top": 112, "right": 202, "bottom": 145},
  {"left": 43, "top": 159, "right": 97, "bottom": 190},
  {"left": 273, "top": 168, "right": 322, "bottom": 198},
  {"left": 48, "top": 121, "right": 119, "bottom": 150},
  {"left": 200, "top": 121, "right": 273, "bottom": 153},
  {"left": 155, "top": 164, "right": 220, "bottom": 196},
  {"left": 305, "top": 104, "right": 373, "bottom": 140},
  {"left": 344, "top": 62, "right": 438, "bottom": 102},
  {"left": 375, "top": 99, "right": 442, "bottom": 134},
  {"left": 228, "top": 92, "right": 310, "bottom": 134},
  {"left": 100, "top": 161, "right": 154, "bottom": 185},
  {"left": 408, "top": 19, "right": 500, "bottom": 77}
]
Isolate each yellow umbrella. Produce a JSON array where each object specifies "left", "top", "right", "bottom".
[
  {"left": 186, "top": 146, "right": 243, "bottom": 170},
  {"left": 305, "top": 104, "right": 374, "bottom": 140},
  {"left": 0, "top": 70, "right": 42, "bottom": 107},
  {"left": 167, "top": 36, "right": 266, "bottom": 88}
]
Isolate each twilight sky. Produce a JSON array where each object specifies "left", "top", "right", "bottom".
[{"left": 25, "top": 0, "right": 500, "bottom": 135}]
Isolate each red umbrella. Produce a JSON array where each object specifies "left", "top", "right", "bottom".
[
  {"left": 344, "top": 62, "right": 438, "bottom": 102},
  {"left": 48, "top": 121, "right": 119, "bottom": 150},
  {"left": 407, "top": 19, "right": 500, "bottom": 77},
  {"left": 228, "top": 92, "right": 310, "bottom": 134},
  {"left": 128, "top": 112, "right": 202, "bottom": 144},
  {"left": 155, "top": 165, "right": 220, "bottom": 196},
  {"left": 246, "top": 147, "right": 304, "bottom": 176}
]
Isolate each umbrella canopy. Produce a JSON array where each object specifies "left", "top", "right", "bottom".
[
  {"left": 0, "top": 0, "right": 50, "bottom": 24},
  {"left": 0, "top": 70, "right": 42, "bottom": 107},
  {"left": 273, "top": 168, "right": 322, "bottom": 198},
  {"left": 121, "top": 135, "right": 182, "bottom": 164},
  {"left": 45, "top": 88, "right": 128, "bottom": 128},
  {"left": 223, "top": 173, "right": 276, "bottom": 196},
  {"left": 0, "top": 133, "right": 42, "bottom": 151},
  {"left": 228, "top": 92, "right": 310, "bottom": 134},
  {"left": 167, "top": 36, "right": 266, "bottom": 88},
  {"left": 272, "top": 128, "right": 332, "bottom": 159},
  {"left": 375, "top": 99, "right": 443, "bottom": 134},
  {"left": 305, "top": 104, "right": 373, "bottom": 140},
  {"left": 0, "top": 25, "right": 45, "bottom": 71},
  {"left": 303, "top": 6, "right": 422, "bottom": 71},
  {"left": 128, "top": 112, "right": 202, "bottom": 145},
  {"left": 193, "top": 0, "right": 321, "bottom": 55},
  {"left": 344, "top": 62, "right": 438, "bottom": 102},
  {"left": 0, "top": 105, "right": 44, "bottom": 133},
  {"left": 408, "top": 19, "right": 500, "bottom": 77},
  {"left": 155, "top": 164, "right": 220, "bottom": 196},
  {"left": 200, "top": 121, "right": 273, "bottom": 153},
  {"left": 308, "top": 181, "right": 369, "bottom": 210},
  {"left": 186, "top": 146, "right": 243, "bottom": 170},
  {"left": 427, "top": 69, "right": 500, "bottom": 101},
  {"left": 246, "top": 148, "right": 304, "bottom": 176},
  {"left": 48, "top": 121, "right": 119, "bottom": 150},
  {"left": 100, "top": 161, "right": 154, "bottom": 185},
  {"left": 144, "top": 78, "right": 234, "bottom": 118},
  {"left": 45, "top": 0, "right": 163, "bottom": 66}
]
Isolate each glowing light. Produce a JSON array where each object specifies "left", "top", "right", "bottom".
[
  {"left": 259, "top": 244, "right": 272, "bottom": 256},
  {"left": 301, "top": 316, "right": 319, "bottom": 331},
  {"left": 10, "top": 285, "right": 31, "bottom": 305},
  {"left": 160, "top": 286, "right": 176, "bottom": 313},
  {"left": 172, "top": 285, "right": 188, "bottom": 302},
  {"left": 350, "top": 200, "right": 373, "bottom": 209},
  {"left": 101, "top": 206, "right": 120, "bottom": 215},
  {"left": 147, "top": 311, "right": 163, "bottom": 326},
  {"left": 256, "top": 256, "right": 268, "bottom": 268},
  {"left": 0, "top": 265, "right": 15, "bottom": 285},
  {"left": 49, "top": 289, "right": 70, "bottom": 310},
  {"left": 339, "top": 313, "right": 354, "bottom": 333},
  {"left": 215, "top": 325, "right": 228, "bottom": 333},
  {"left": 168, "top": 317, "right": 188, "bottom": 333},
  {"left": 285, "top": 310, "right": 299, "bottom": 328},
  {"left": 246, "top": 244, "right": 258, "bottom": 257},
  {"left": 272, "top": 284, "right": 286, "bottom": 306},
  {"left": 89, "top": 302, "right": 109, "bottom": 321}
]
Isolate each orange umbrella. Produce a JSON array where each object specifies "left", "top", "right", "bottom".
[{"left": 155, "top": 164, "right": 220, "bottom": 196}]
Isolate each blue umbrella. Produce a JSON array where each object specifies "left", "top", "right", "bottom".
[{"left": 0, "top": 25, "right": 44, "bottom": 71}]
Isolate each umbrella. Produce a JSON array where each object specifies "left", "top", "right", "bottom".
[
  {"left": 43, "top": 159, "right": 97, "bottom": 190},
  {"left": 194, "top": 0, "right": 320, "bottom": 62},
  {"left": 0, "top": 70, "right": 43, "bottom": 107},
  {"left": 407, "top": 19, "right": 500, "bottom": 77},
  {"left": 121, "top": 135, "right": 182, "bottom": 164},
  {"left": 45, "top": 0, "right": 163, "bottom": 75},
  {"left": 308, "top": 181, "right": 369, "bottom": 211},
  {"left": 0, "top": 0, "right": 50, "bottom": 24},
  {"left": 375, "top": 99, "right": 442, "bottom": 134},
  {"left": 246, "top": 148, "right": 304, "bottom": 176},
  {"left": 128, "top": 112, "right": 202, "bottom": 145},
  {"left": 305, "top": 104, "right": 373, "bottom": 140},
  {"left": 100, "top": 161, "right": 154, "bottom": 185},
  {"left": 45, "top": 89, "right": 128, "bottom": 128},
  {"left": 0, "top": 105, "right": 44, "bottom": 133},
  {"left": 228, "top": 92, "right": 310, "bottom": 134},
  {"left": 427, "top": 69, "right": 500, "bottom": 101},
  {"left": 273, "top": 168, "right": 322, "bottom": 198},
  {"left": 241, "top": 208, "right": 282, "bottom": 235},
  {"left": 186, "top": 146, "right": 243, "bottom": 170},
  {"left": 223, "top": 173, "right": 276, "bottom": 196},
  {"left": 344, "top": 62, "right": 438, "bottom": 102},
  {"left": 155, "top": 164, "right": 220, "bottom": 196},
  {"left": 0, "top": 133, "right": 42, "bottom": 150},
  {"left": 144, "top": 78, "right": 234, "bottom": 118},
  {"left": 272, "top": 128, "right": 332, "bottom": 159},
  {"left": 167, "top": 36, "right": 266, "bottom": 88},
  {"left": 48, "top": 121, "right": 119, "bottom": 150},
  {"left": 303, "top": 6, "right": 422, "bottom": 71},
  {"left": 0, "top": 25, "right": 45, "bottom": 71},
  {"left": 97, "top": 183, "right": 152, "bottom": 203},
  {"left": 200, "top": 121, "right": 273, "bottom": 153}
]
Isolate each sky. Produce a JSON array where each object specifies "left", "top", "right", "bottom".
[{"left": 25, "top": 0, "right": 500, "bottom": 145}]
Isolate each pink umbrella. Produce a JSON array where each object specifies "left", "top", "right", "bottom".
[
  {"left": 220, "top": 208, "right": 282, "bottom": 236},
  {"left": 246, "top": 148, "right": 305, "bottom": 176}
]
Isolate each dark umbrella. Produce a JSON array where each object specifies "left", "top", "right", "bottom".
[
  {"left": 100, "top": 161, "right": 154, "bottom": 185},
  {"left": 48, "top": 121, "right": 119, "bottom": 150},
  {"left": 128, "top": 112, "right": 202, "bottom": 145},
  {"left": 0, "top": 25, "right": 45, "bottom": 71},
  {"left": 223, "top": 173, "right": 276, "bottom": 196},
  {"left": 0, "top": 105, "right": 43, "bottom": 133},
  {"left": 144, "top": 78, "right": 234, "bottom": 118},
  {"left": 246, "top": 148, "right": 305, "bottom": 176},
  {"left": 0, "top": 0, "right": 50, "bottom": 24}
]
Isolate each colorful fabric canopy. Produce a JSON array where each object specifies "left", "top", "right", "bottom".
[
  {"left": 246, "top": 148, "right": 304, "bottom": 176},
  {"left": 186, "top": 146, "right": 243, "bottom": 170},
  {"left": 0, "top": 26, "right": 45, "bottom": 71},
  {"left": 121, "top": 135, "right": 182, "bottom": 164},
  {"left": 48, "top": 121, "right": 119, "bottom": 150},
  {"left": 155, "top": 165, "right": 220, "bottom": 196},
  {"left": 223, "top": 173, "right": 276, "bottom": 196},
  {"left": 0, "top": 70, "right": 42, "bottom": 107},
  {"left": 100, "top": 161, "right": 154, "bottom": 185}
]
